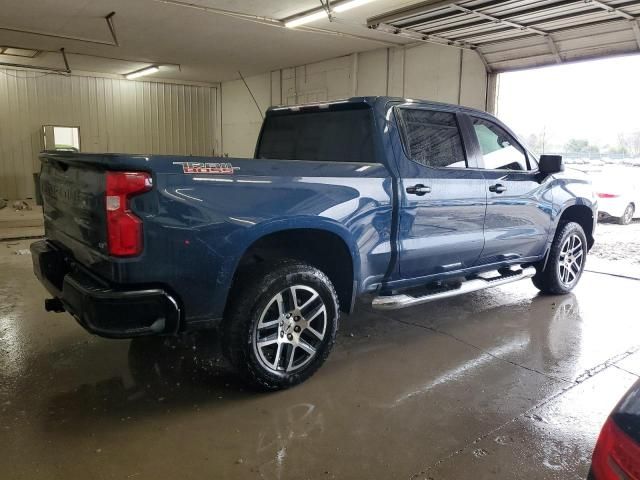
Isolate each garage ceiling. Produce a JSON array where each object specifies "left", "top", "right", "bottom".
[
  {"left": 1, "top": 0, "right": 639, "bottom": 83},
  {"left": 367, "top": 0, "right": 640, "bottom": 72},
  {"left": 0, "top": 0, "right": 417, "bottom": 83}
]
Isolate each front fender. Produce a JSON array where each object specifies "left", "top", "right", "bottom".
[{"left": 539, "top": 175, "right": 597, "bottom": 266}]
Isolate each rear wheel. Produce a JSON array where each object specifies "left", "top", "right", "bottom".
[
  {"left": 223, "top": 260, "right": 339, "bottom": 391},
  {"left": 617, "top": 203, "right": 634, "bottom": 225},
  {"left": 532, "top": 222, "right": 587, "bottom": 295}
]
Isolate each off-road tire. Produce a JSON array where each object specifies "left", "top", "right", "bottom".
[
  {"left": 222, "top": 259, "right": 339, "bottom": 391},
  {"left": 532, "top": 221, "right": 587, "bottom": 295}
]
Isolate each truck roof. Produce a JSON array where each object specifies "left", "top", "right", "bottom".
[{"left": 266, "top": 96, "right": 489, "bottom": 118}]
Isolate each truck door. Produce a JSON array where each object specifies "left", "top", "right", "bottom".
[
  {"left": 465, "top": 114, "right": 552, "bottom": 264},
  {"left": 394, "top": 106, "right": 486, "bottom": 280}
]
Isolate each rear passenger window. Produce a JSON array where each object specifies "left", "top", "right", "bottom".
[
  {"left": 397, "top": 108, "right": 466, "bottom": 168},
  {"left": 257, "top": 108, "right": 375, "bottom": 163},
  {"left": 472, "top": 117, "right": 529, "bottom": 171}
]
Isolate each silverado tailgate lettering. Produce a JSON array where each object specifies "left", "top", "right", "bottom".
[{"left": 173, "top": 161, "right": 238, "bottom": 174}]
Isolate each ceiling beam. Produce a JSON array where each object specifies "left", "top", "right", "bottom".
[
  {"left": 587, "top": 0, "right": 636, "bottom": 20},
  {"left": 469, "top": 16, "right": 636, "bottom": 47},
  {"left": 0, "top": 13, "right": 120, "bottom": 47},
  {"left": 371, "top": 22, "right": 476, "bottom": 48},
  {"left": 0, "top": 48, "right": 70, "bottom": 74},
  {"left": 367, "top": 0, "right": 461, "bottom": 26},
  {"left": 449, "top": 4, "right": 549, "bottom": 36},
  {"left": 152, "top": 0, "right": 400, "bottom": 48},
  {"left": 453, "top": 27, "right": 533, "bottom": 43},
  {"left": 0, "top": 62, "right": 69, "bottom": 74},
  {"left": 394, "top": 0, "right": 638, "bottom": 39}
]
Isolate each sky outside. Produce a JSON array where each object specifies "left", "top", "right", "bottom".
[{"left": 496, "top": 54, "right": 640, "bottom": 150}]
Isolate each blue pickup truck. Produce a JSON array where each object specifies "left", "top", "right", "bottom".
[{"left": 31, "top": 96, "right": 597, "bottom": 390}]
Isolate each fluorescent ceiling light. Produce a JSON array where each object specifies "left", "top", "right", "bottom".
[
  {"left": 334, "top": 0, "right": 375, "bottom": 13},
  {"left": 125, "top": 66, "right": 159, "bottom": 80},
  {"left": 284, "top": 10, "right": 328, "bottom": 28},
  {"left": 284, "top": 0, "right": 376, "bottom": 28}
]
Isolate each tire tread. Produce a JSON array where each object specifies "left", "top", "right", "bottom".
[
  {"left": 532, "top": 221, "right": 587, "bottom": 295},
  {"left": 223, "top": 259, "right": 339, "bottom": 391}
]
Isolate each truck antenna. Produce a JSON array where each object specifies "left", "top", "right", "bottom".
[{"left": 237, "top": 71, "right": 264, "bottom": 120}]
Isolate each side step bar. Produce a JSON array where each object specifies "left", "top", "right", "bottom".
[{"left": 372, "top": 266, "right": 537, "bottom": 310}]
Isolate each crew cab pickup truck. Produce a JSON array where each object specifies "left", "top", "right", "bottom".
[{"left": 31, "top": 96, "right": 597, "bottom": 390}]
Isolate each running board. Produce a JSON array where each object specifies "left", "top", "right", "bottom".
[{"left": 372, "top": 266, "right": 537, "bottom": 310}]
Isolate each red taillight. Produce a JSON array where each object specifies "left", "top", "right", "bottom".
[
  {"left": 597, "top": 193, "right": 619, "bottom": 199},
  {"left": 592, "top": 417, "right": 640, "bottom": 480},
  {"left": 105, "top": 171, "right": 152, "bottom": 257}
]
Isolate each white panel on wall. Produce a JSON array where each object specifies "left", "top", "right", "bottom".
[
  {"left": 356, "top": 49, "right": 388, "bottom": 97},
  {"left": 282, "top": 56, "right": 353, "bottom": 105},
  {"left": 404, "top": 44, "right": 462, "bottom": 104},
  {"left": 220, "top": 72, "right": 270, "bottom": 158},
  {"left": 459, "top": 50, "right": 488, "bottom": 110},
  {"left": 387, "top": 47, "right": 405, "bottom": 98},
  {"left": 219, "top": 43, "right": 489, "bottom": 158},
  {"left": 0, "top": 69, "right": 217, "bottom": 199}
]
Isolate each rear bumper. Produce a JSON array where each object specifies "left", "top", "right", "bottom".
[
  {"left": 30, "top": 240, "right": 181, "bottom": 338},
  {"left": 597, "top": 197, "right": 627, "bottom": 219}
]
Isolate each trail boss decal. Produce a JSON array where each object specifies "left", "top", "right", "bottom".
[{"left": 173, "top": 162, "right": 239, "bottom": 174}]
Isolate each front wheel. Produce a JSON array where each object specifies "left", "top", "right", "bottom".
[
  {"left": 532, "top": 222, "right": 587, "bottom": 295},
  {"left": 223, "top": 260, "right": 339, "bottom": 391}
]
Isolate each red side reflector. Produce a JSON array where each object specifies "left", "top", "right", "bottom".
[
  {"left": 597, "top": 193, "right": 619, "bottom": 199},
  {"left": 592, "top": 417, "right": 640, "bottom": 480},
  {"left": 105, "top": 171, "right": 152, "bottom": 257}
]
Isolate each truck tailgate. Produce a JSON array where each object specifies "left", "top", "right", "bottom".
[{"left": 40, "top": 154, "right": 108, "bottom": 254}]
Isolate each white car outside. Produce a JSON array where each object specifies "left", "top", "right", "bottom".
[{"left": 594, "top": 174, "right": 640, "bottom": 225}]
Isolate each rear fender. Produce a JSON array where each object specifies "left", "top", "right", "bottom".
[{"left": 210, "top": 217, "right": 361, "bottom": 319}]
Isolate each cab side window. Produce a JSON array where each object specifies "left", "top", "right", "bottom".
[
  {"left": 472, "top": 117, "right": 530, "bottom": 171},
  {"left": 397, "top": 108, "right": 467, "bottom": 168}
]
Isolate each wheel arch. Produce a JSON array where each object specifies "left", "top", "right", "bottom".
[
  {"left": 224, "top": 224, "right": 360, "bottom": 315},
  {"left": 556, "top": 203, "right": 595, "bottom": 250}
]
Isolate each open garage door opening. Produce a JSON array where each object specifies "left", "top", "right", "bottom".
[{"left": 495, "top": 54, "right": 640, "bottom": 276}]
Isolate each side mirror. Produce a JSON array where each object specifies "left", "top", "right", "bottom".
[{"left": 539, "top": 154, "right": 564, "bottom": 175}]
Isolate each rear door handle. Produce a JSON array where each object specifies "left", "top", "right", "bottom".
[
  {"left": 489, "top": 183, "right": 507, "bottom": 194},
  {"left": 406, "top": 184, "right": 431, "bottom": 196}
]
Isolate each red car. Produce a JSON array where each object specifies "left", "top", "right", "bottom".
[{"left": 590, "top": 378, "right": 640, "bottom": 479}]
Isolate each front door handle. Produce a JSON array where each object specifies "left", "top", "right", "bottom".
[
  {"left": 406, "top": 184, "right": 431, "bottom": 196},
  {"left": 489, "top": 183, "right": 507, "bottom": 194}
]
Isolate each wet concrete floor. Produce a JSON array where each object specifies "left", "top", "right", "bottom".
[{"left": 1, "top": 239, "right": 639, "bottom": 479}]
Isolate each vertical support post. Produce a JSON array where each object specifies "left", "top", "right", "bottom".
[
  {"left": 385, "top": 47, "right": 390, "bottom": 96},
  {"left": 631, "top": 20, "right": 640, "bottom": 50},
  {"left": 485, "top": 73, "right": 498, "bottom": 114},
  {"left": 215, "top": 84, "right": 223, "bottom": 156},
  {"left": 546, "top": 35, "right": 562, "bottom": 64},
  {"left": 351, "top": 52, "right": 359, "bottom": 96},
  {"left": 457, "top": 49, "right": 463, "bottom": 105}
]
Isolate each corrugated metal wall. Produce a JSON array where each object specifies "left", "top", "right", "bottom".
[{"left": 0, "top": 69, "right": 217, "bottom": 199}]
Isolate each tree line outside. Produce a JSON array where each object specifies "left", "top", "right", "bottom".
[{"left": 523, "top": 130, "right": 640, "bottom": 158}]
